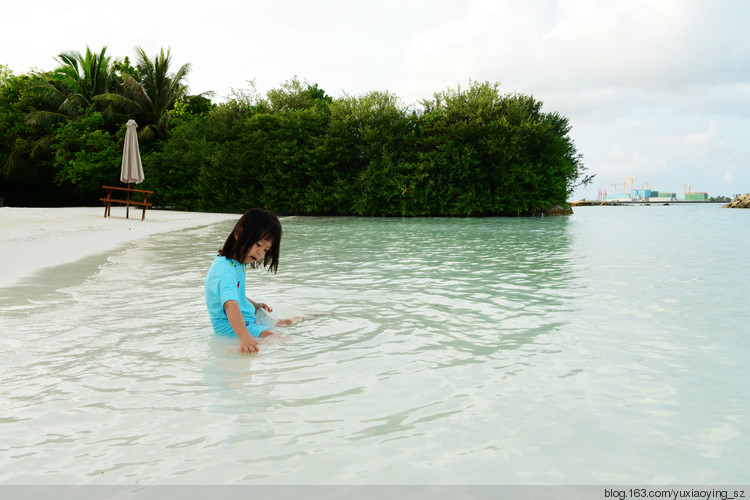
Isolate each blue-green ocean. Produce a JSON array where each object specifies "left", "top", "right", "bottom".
[{"left": 1, "top": 204, "right": 748, "bottom": 484}]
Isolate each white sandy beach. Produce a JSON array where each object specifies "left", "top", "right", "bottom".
[{"left": 0, "top": 206, "right": 239, "bottom": 288}]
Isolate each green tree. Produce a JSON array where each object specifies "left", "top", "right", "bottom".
[
  {"left": 0, "top": 67, "right": 27, "bottom": 175},
  {"left": 51, "top": 111, "right": 123, "bottom": 202},
  {"left": 266, "top": 78, "right": 332, "bottom": 112},
  {"left": 144, "top": 112, "right": 218, "bottom": 210},
  {"left": 342, "top": 91, "right": 417, "bottom": 215},
  {"left": 118, "top": 47, "right": 192, "bottom": 140},
  {"left": 0, "top": 69, "right": 66, "bottom": 205},
  {"left": 26, "top": 46, "right": 117, "bottom": 128},
  {"left": 412, "top": 82, "right": 591, "bottom": 215}
]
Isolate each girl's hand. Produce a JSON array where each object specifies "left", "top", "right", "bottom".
[
  {"left": 238, "top": 333, "right": 259, "bottom": 353},
  {"left": 225, "top": 300, "right": 261, "bottom": 353},
  {"left": 254, "top": 302, "right": 273, "bottom": 312}
]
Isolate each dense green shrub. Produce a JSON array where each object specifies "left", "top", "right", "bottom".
[{"left": 51, "top": 111, "right": 123, "bottom": 200}]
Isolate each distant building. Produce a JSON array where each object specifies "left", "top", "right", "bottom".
[
  {"left": 648, "top": 191, "right": 676, "bottom": 202},
  {"left": 685, "top": 192, "right": 708, "bottom": 201}
]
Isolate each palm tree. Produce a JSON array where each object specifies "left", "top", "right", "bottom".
[
  {"left": 119, "top": 47, "right": 191, "bottom": 140},
  {"left": 55, "top": 46, "right": 114, "bottom": 107},
  {"left": 26, "top": 46, "right": 116, "bottom": 127}
]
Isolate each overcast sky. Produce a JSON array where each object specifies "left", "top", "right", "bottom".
[{"left": 2, "top": 0, "right": 748, "bottom": 200}]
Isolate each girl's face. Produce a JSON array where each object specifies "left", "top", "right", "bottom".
[{"left": 244, "top": 238, "right": 273, "bottom": 264}]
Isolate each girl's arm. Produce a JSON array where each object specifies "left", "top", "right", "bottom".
[{"left": 224, "top": 300, "right": 259, "bottom": 353}]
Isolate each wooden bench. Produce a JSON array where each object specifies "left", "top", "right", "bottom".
[{"left": 100, "top": 185, "right": 154, "bottom": 221}]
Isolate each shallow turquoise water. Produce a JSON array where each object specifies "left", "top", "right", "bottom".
[{"left": 1, "top": 205, "right": 748, "bottom": 484}]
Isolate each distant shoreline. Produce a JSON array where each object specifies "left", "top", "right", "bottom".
[{"left": 569, "top": 200, "right": 727, "bottom": 206}]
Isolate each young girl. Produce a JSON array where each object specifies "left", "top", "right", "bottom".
[{"left": 204, "top": 208, "right": 289, "bottom": 353}]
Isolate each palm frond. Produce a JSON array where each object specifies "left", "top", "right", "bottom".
[
  {"left": 94, "top": 92, "right": 140, "bottom": 114},
  {"left": 121, "top": 73, "right": 150, "bottom": 109},
  {"left": 30, "top": 134, "right": 53, "bottom": 157},
  {"left": 26, "top": 81, "right": 66, "bottom": 109},
  {"left": 55, "top": 50, "right": 82, "bottom": 72},
  {"left": 138, "top": 123, "right": 159, "bottom": 141},
  {"left": 25, "top": 109, "right": 69, "bottom": 127},
  {"left": 0, "top": 149, "right": 33, "bottom": 178},
  {"left": 57, "top": 95, "right": 86, "bottom": 116}
]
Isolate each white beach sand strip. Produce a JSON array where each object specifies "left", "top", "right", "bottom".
[{"left": 0, "top": 206, "right": 239, "bottom": 288}]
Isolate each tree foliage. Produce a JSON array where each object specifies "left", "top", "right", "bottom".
[
  {"left": 0, "top": 51, "right": 592, "bottom": 215},
  {"left": 139, "top": 79, "right": 589, "bottom": 215}
]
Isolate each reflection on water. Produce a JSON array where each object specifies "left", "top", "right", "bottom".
[{"left": 1, "top": 208, "right": 748, "bottom": 484}]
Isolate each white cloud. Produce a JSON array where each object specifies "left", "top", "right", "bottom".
[
  {"left": 723, "top": 170, "right": 734, "bottom": 186},
  {"left": 684, "top": 122, "right": 719, "bottom": 146}
]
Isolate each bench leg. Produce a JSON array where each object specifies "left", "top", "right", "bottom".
[
  {"left": 103, "top": 188, "right": 111, "bottom": 217},
  {"left": 141, "top": 193, "right": 149, "bottom": 221}
]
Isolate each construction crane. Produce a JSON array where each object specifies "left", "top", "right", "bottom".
[{"left": 615, "top": 177, "right": 636, "bottom": 198}]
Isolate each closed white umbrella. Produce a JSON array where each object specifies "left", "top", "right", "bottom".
[
  {"left": 119, "top": 119, "right": 145, "bottom": 219},
  {"left": 120, "top": 119, "right": 144, "bottom": 185}
]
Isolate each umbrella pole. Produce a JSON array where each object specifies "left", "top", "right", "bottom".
[{"left": 126, "top": 182, "right": 131, "bottom": 219}]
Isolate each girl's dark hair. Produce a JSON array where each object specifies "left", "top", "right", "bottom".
[{"left": 219, "top": 208, "right": 282, "bottom": 273}]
